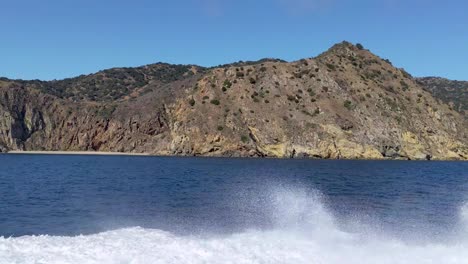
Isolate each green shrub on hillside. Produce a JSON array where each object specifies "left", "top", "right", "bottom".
[
  {"left": 241, "top": 135, "right": 249, "bottom": 143},
  {"left": 210, "top": 99, "right": 220, "bottom": 105},
  {"left": 189, "top": 98, "right": 195, "bottom": 106},
  {"left": 223, "top": 80, "right": 232, "bottom": 88},
  {"left": 236, "top": 72, "right": 245, "bottom": 78},
  {"left": 344, "top": 100, "right": 353, "bottom": 110},
  {"left": 326, "top": 63, "right": 336, "bottom": 71},
  {"left": 400, "top": 80, "right": 409, "bottom": 91}
]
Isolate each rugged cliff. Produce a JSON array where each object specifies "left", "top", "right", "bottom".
[{"left": 1, "top": 42, "right": 466, "bottom": 160}]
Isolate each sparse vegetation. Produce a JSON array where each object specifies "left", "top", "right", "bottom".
[
  {"left": 307, "top": 89, "right": 316, "bottom": 96},
  {"left": 32, "top": 64, "right": 200, "bottom": 102},
  {"left": 236, "top": 72, "right": 245, "bottom": 78},
  {"left": 344, "top": 100, "right": 353, "bottom": 110},
  {"left": 417, "top": 77, "right": 468, "bottom": 113},
  {"left": 400, "top": 80, "right": 409, "bottom": 91},
  {"left": 97, "top": 104, "right": 117, "bottom": 119},
  {"left": 326, "top": 63, "right": 336, "bottom": 71},
  {"left": 241, "top": 135, "right": 249, "bottom": 143},
  {"left": 189, "top": 98, "right": 195, "bottom": 106},
  {"left": 385, "top": 97, "right": 399, "bottom": 111},
  {"left": 223, "top": 80, "right": 232, "bottom": 88},
  {"left": 400, "top": 69, "right": 412, "bottom": 78}
]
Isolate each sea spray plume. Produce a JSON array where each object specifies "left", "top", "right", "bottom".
[
  {"left": 459, "top": 202, "right": 468, "bottom": 236},
  {"left": 267, "top": 186, "right": 335, "bottom": 230},
  {"left": 232, "top": 182, "right": 381, "bottom": 240},
  {"left": 229, "top": 182, "right": 337, "bottom": 232}
]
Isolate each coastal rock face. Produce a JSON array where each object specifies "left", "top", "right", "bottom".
[{"left": 0, "top": 42, "right": 467, "bottom": 160}]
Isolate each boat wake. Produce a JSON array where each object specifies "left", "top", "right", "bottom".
[{"left": 1, "top": 187, "right": 467, "bottom": 264}]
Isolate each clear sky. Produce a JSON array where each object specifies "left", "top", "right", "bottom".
[{"left": 1, "top": 0, "right": 466, "bottom": 81}]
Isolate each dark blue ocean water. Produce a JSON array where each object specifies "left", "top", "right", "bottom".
[{"left": 0, "top": 154, "right": 467, "bottom": 239}]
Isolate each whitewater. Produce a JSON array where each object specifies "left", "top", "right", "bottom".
[{"left": 1, "top": 188, "right": 467, "bottom": 264}]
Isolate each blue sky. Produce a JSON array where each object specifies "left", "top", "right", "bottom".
[{"left": 1, "top": 0, "right": 466, "bottom": 80}]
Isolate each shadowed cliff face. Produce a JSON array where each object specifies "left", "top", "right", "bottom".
[
  {"left": 0, "top": 81, "right": 179, "bottom": 154},
  {"left": 0, "top": 42, "right": 467, "bottom": 160}
]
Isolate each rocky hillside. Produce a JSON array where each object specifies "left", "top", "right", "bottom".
[
  {"left": 1, "top": 63, "right": 205, "bottom": 102},
  {"left": 0, "top": 42, "right": 467, "bottom": 160},
  {"left": 417, "top": 77, "right": 467, "bottom": 115}
]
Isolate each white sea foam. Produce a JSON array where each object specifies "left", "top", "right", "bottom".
[
  {"left": 460, "top": 202, "right": 468, "bottom": 233},
  {"left": 1, "top": 188, "right": 468, "bottom": 264}
]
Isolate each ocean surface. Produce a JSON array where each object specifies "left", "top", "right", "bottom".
[{"left": 0, "top": 154, "right": 467, "bottom": 264}]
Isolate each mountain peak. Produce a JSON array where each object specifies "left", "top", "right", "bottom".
[{"left": 327, "top": 41, "right": 361, "bottom": 53}]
